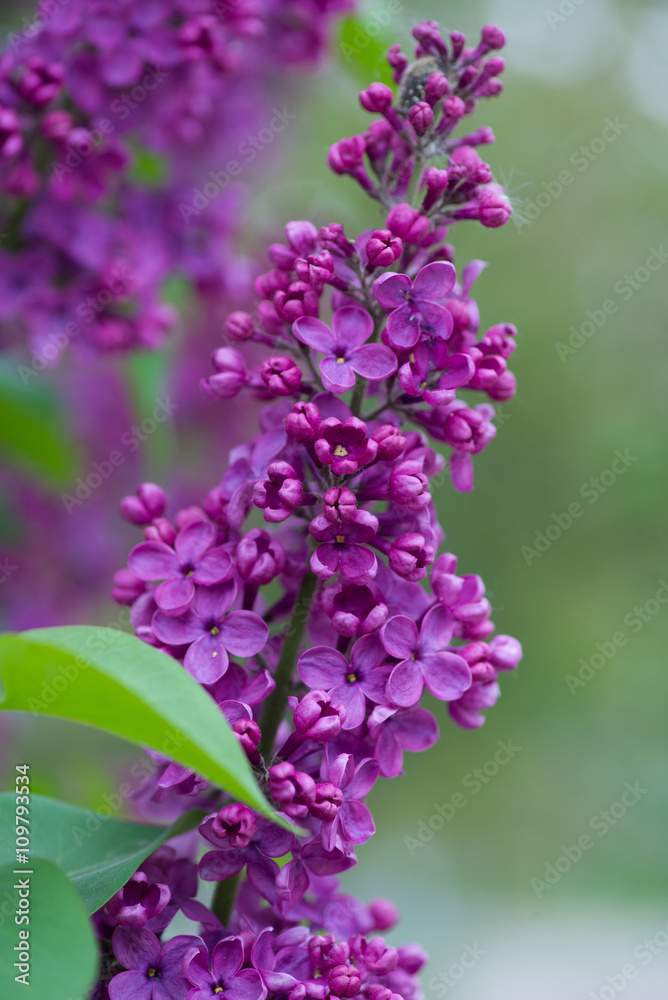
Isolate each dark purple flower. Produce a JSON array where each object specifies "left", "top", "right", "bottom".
[
  {"left": 152, "top": 582, "right": 268, "bottom": 684},
  {"left": 309, "top": 510, "right": 379, "bottom": 584},
  {"left": 373, "top": 262, "right": 456, "bottom": 349},
  {"left": 184, "top": 936, "right": 266, "bottom": 1000},
  {"left": 129, "top": 519, "right": 233, "bottom": 615},
  {"left": 321, "top": 582, "right": 388, "bottom": 638},
  {"left": 293, "top": 307, "right": 396, "bottom": 394},
  {"left": 314, "top": 417, "right": 378, "bottom": 475},
  {"left": 109, "top": 927, "right": 198, "bottom": 1000},
  {"left": 298, "top": 634, "right": 390, "bottom": 729},
  {"left": 106, "top": 871, "right": 170, "bottom": 928},
  {"left": 261, "top": 356, "right": 302, "bottom": 396},
  {"left": 380, "top": 606, "right": 471, "bottom": 706},
  {"left": 253, "top": 461, "right": 305, "bottom": 523},
  {"left": 199, "top": 815, "right": 294, "bottom": 904}
]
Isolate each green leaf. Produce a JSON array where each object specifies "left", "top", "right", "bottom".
[
  {"left": 0, "top": 361, "right": 79, "bottom": 487},
  {"left": 338, "top": 17, "right": 395, "bottom": 85},
  {"left": 0, "top": 859, "right": 98, "bottom": 1000},
  {"left": 0, "top": 626, "right": 284, "bottom": 825},
  {"left": 0, "top": 794, "right": 204, "bottom": 914}
]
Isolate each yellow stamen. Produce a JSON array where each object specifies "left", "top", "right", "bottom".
[{"left": 333, "top": 445, "right": 348, "bottom": 457}]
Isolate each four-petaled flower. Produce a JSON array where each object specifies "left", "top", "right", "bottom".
[
  {"left": 152, "top": 581, "right": 268, "bottom": 684},
  {"left": 184, "top": 937, "right": 267, "bottom": 1000},
  {"left": 380, "top": 605, "right": 472, "bottom": 706},
  {"left": 109, "top": 926, "right": 198, "bottom": 1000},
  {"left": 373, "top": 261, "right": 456, "bottom": 349},
  {"left": 309, "top": 510, "right": 379, "bottom": 584},
  {"left": 298, "top": 634, "right": 391, "bottom": 729},
  {"left": 293, "top": 306, "right": 397, "bottom": 394}
]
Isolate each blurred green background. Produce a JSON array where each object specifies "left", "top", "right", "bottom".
[{"left": 3, "top": 0, "right": 668, "bottom": 994}]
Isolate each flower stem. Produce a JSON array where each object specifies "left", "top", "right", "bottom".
[
  {"left": 351, "top": 378, "right": 366, "bottom": 417},
  {"left": 258, "top": 569, "right": 318, "bottom": 762},
  {"left": 211, "top": 872, "right": 240, "bottom": 927}
]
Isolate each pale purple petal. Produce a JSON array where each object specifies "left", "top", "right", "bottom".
[
  {"left": 417, "top": 301, "right": 453, "bottom": 339},
  {"left": 112, "top": 927, "right": 160, "bottom": 972},
  {"left": 450, "top": 451, "right": 474, "bottom": 492},
  {"left": 153, "top": 975, "right": 191, "bottom": 1000},
  {"left": 350, "top": 633, "right": 388, "bottom": 674},
  {"left": 330, "top": 682, "right": 366, "bottom": 730},
  {"left": 413, "top": 261, "right": 456, "bottom": 301},
  {"left": 152, "top": 608, "right": 203, "bottom": 646},
  {"left": 358, "top": 665, "right": 392, "bottom": 704},
  {"left": 298, "top": 647, "right": 347, "bottom": 688},
  {"left": 320, "top": 356, "right": 355, "bottom": 393},
  {"left": 387, "top": 660, "right": 424, "bottom": 707},
  {"left": 437, "top": 353, "right": 475, "bottom": 389},
  {"left": 310, "top": 543, "right": 339, "bottom": 579},
  {"left": 292, "top": 316, "right": 336, "bottom": 352},
  {"left": 160, "top": 936, "right": 202, "bottom": 980},
  {"left": 419, "top": 605, "right": 454, "bottom": 655},
  {"left": 375, "top": 727, "right": 404, "bottom": 778},
  {"left": 129, "top": 542, "right": 178, "bottom": 582},
  {"left": 175, "top": 520, "right": 216, "bottom": 564},
  {"left": 391, "top": 706, "right": 439, "bottom": 751},
  {"left": 381, "top": 616, "right": 418, "bottom": 660},
  {"left": 109, "top": 971, "right": 152, "bottom": 1000},
  {"left": 219, "top": 611, "right": 269, "bottom": 656},
  {"left": 211, "top": 938, "right": 244, "bottom": 981},
  {"left": 332, "top": 305, "right": 374, "bottom": 348},
  {"left": 246, "top": 854, "right": 280, "bottom": 902},
  {"left": 347, "top": 758, "right": 380, "bottom": 799},
  {"left": 192, "top": 547, "right": 233, "bottom": 585},
  {"left": 461, "top": 259, "right": 488, "bottom": 296},
  {"left": 199, "top": 849, "right": 246, "bottom": 881},
  {"left": 386, "top": 306, "right": 421, "bottom": 349},
  {"left": 339, "top": 544, "right": 377, "bottom": 583},
  {"left": 349, "top": 343, "right": 397, "bottom": 381},
  {"left": 340, "top": 799, "right": 375, "bottom": 844},
  {"left": 227, "top": 968, "right": 266, "bottom": 1000},
  {"left": 373, "top": 272, "right": 411, "bottom": 309},
  {"left": 326, "top": 753, "right": 354, "bottom": 788},
  {"left": 154, "top": 576, "right": 194, "bottom": 614},
  {"left": 422, "top": 651, "right": 471, "bottom": 701},
  {"left": 193, "top": 579, "right": 237, "bottom": 620},
  {"left": 253, "top": 819, "right": 295, "bottom": 857},
  {"left": 184, "top": 634, "right": 229, "bottom": 683}
]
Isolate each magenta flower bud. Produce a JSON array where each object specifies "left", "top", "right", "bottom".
[
  {"left": 357, "top": 936, "right": 398, "bottom": 974},
  {"left": 293, "top": 690, "right": 346, "bottom": 742},
  {"left": 451, "top": 145, "right": 482, "bottom": 173},
  {"left": 225, "top": 310, "right": 255, "bottom": 342},
  {"left": 487, "top": 369, "right": 516, "bottom": 401},
  {"left": 40, "top": 109, "right": 74, "bottom": 140},
  {"left": 458, "top": 642, "right": 496, "bottom": 682},
  {"left": 315, "top": 417, "right": 378, "bottom": 476},
  {"left": 274, "top": 281, "right": 319, "bottom": 323},
  {"left": 309, "top": 935, "right": 350, "bottom": 972},
  {"left": 397, "top": 943, "right": 429, "bottom": 974},
  {"left": 253, "top": 461, "right": 304, "bottom": 523},
  {"left": 408, "top": 101, "right": 433, "bottom": 135},
  {"left": 489, "top": 634, "right": 523, "bottom": 671},
  {"left": 366, "top": 229, "right": 402, "bottom": 269},
  {"left": 268, "top": 242, "right": 298, "bottom": 270},
  {"left": 412, "top": 20, "right": 447, "bottom": 56},
  {"left": 386, "top": 204, "right": 430, "bottom": 245},
  {"left": 443, "top": 406, "right": 495, "bottom": 452},
  {"left": 481, "top": 24, "right": 506, "bottom": 49},
  {"left": 232, "top": 717, "right": 261, "bottom": 763},
  {"left": 261, "top": 355, "right": 302, "bottom": 396},
  {"left": 485, "top": 56, "right": 506, "bottom": 77},
  {"left": 478, "top": 189, "right": 511, "bottom": 228},
  {"left": 387, "top": 43, "right": 409, "bottom": 80},
  {"left": 480, "top": 323, "right": 517, "bottom": 359},
  {"left": 144, "top": 517, "right": 176, "bottom": 547},
  {"left": 111, "top": 568, "right": 145, "bottom": 606},
  {"left": 328, "top": 964, "right": 361, "bottom": 998},
  {"left": 289, "top": 985, "right": 329, "bottom": 1000},
  {"left": 328, "top": 136, "right": 365, "bottom": 174},
  {"left": 366, "top": 988, "right": 394, "bottom": 1000},
  {"left": 120, "top": 483, "right": 167, "bottom": 526},
  {"left": 310, "top": 781, "right": 344, "bottom": 821},
  {"left": 285, "top": 220, "right": 318, "bottom": 256},
  {"left": 210, "top": 803, "right": 257, "bottom": 848},
  {"left": 0, "top": 107, "right": 23, "bottom": 159},
  {"left": 286, "top": 400, "right": 322, "bottom": 443},
  {"left": 237, "top": 528, "right": 285, "bottom": 585},
  {"left": 255, "top": 269, "right": 290, "bottom": 299},
  {"left": 318, "top": 223, "right": 357, "bottom": 257},
  {"left": 372, "top": 424, "right": 407, "bottom": 461},
  {"left": 481, "top": 78, "right": 504, "bottom": 97},
  {"left": 202, "top": 347, "right": 247, "bottom": 399},
  {"left": 389, "top": 533, "right": 435, "bottom": 582},
  {"left": 17, "top": 57, "right": 64, "bottom": 107},
  {"left": 369, "top": 898, "right": 400, "bottom": 931},
  {"left": 442, "top": 95, "right": 466, "bottom": 122},
  {"left": 425, "top": 72, "right": 449, "bottom": 104},
  {"left": 323, "top": 486, "right": 357, "bottom": 522},
  {"left": 294, "top": 250, "right": 335, "bottom": 289},
  {"left": 106, "top": 871, "right": 170, "bottom": 928},
  {"left": 359, "top": 82, "right": 394, "bottom": 114},
  {"left": 269, "top": 762, "right": 316, "bottom": 819},
  {"left": 388, "top": 461, "right": 431, "bottom": 510},
  {"left": 322, "top": 582, "right": 388, "bottom": 637}
]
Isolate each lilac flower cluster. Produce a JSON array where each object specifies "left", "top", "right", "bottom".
[
  {"left": 98, "top": 20, "right": 522, "bottom": 1000},
  {"left": 0, "top": 0, "right": 350, "bottom": 361}
]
